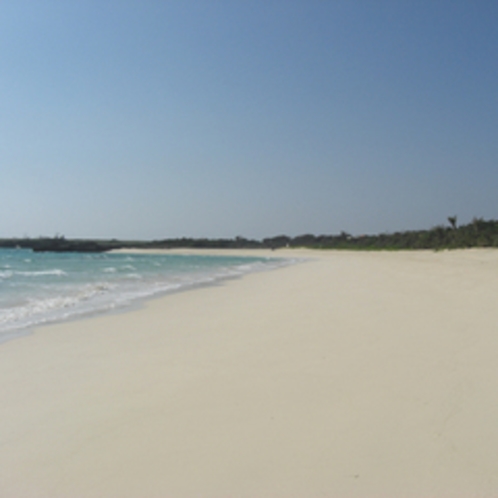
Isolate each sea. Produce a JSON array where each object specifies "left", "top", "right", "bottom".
[{"left": 0, "top": 248, "right": 292, "bottom": 343}]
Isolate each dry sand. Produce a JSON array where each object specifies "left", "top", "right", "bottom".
[{"left": 1, "top": 249, "right": 498, "bottom": 497}]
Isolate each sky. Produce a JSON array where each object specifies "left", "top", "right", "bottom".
[{"left": 1, "top": 0, "right": 497, "bottom": 240}]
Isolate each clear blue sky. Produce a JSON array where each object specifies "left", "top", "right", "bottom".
[{"left": 2, "top": 1, "right": 497, "bottom": 239}]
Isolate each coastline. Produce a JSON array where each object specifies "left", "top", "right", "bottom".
[
  {"left": 0, "top": 248, "right": 295, "bottom": 345},
  {"left": 1, "top": 248, "right": 498, "bottom": 496}
]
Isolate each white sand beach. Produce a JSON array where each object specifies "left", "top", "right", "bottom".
[{"left": 1, "top": 248, "right": 498, "bottom": 497}]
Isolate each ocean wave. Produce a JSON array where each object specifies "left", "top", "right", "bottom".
[
  {"left": 15, "top": 269, "right": 67, "bottom": 277},
  {"left": 0, "top": 282, "right": 116, "bottom": 331}
]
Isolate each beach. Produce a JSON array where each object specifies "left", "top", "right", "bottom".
[{"left": 1, "top": 248, "right": 498, "bottom": 497}]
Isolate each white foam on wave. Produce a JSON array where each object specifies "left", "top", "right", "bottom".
[
  {"left": 0, "top": 281, "right": 117, "bottom": 332},
  {"left": 15, "top": 269, "right": 67, "bottom": 277}
]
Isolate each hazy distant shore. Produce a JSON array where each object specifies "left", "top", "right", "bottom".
[{"left": 1, "top": 248, "right": 498, "bottom": 496}]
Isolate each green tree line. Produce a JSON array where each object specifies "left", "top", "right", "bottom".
[
  {"left": 263, "top": 217, "right": 498, "bottom": 250},
  {"left": 2, "top": 217, "right": 498, "bottom": 252}
]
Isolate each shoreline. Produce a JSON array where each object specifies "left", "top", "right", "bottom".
[
  {"left": 1, "top": 248, "right": 498, "bottom": 496},
  {"left": 0, "top": 249, "right": 302, "bottom": 346}
]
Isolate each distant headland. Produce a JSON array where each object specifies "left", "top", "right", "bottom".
[{"left": 1, "top": 217, "right": 498, "bottom": 252}]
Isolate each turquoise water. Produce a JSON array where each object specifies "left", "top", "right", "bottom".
[{"left": 0, "top": 249, "right": 290, "bottom": 342}]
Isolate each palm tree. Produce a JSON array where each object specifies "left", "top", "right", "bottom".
[{"left": 448, "top": 216, "right": 457, "bottom": 230}]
